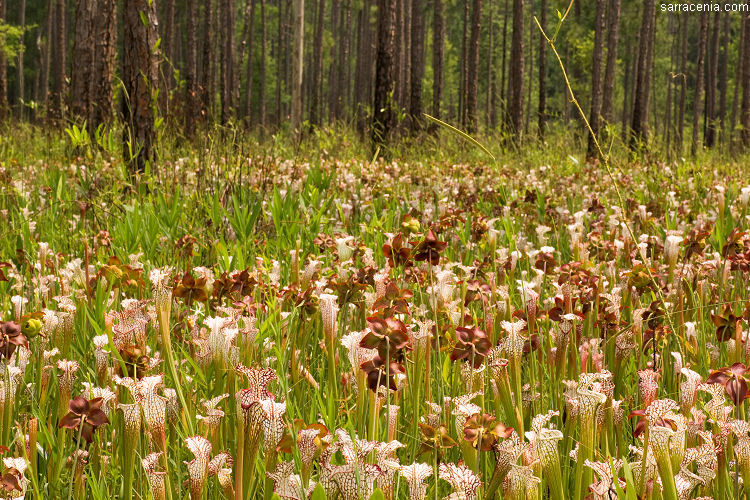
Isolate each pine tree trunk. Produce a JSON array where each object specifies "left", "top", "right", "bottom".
[
  {"left": 355, "top": 0, "right": 373, "bottom": 129},
  {"left": 50, "top": 0, "right": 67, "bottom": 121},
  {"left": 161, "top": 0, "right": 175, "bottom": 113},
  {"left": 291, "top": 0, "right": 304, "bottom": 132},
  {"left": 586, "top": 0, "right": 606, "bottom": 157},
  {"left": 341, "top": 0, "right": 353, "bottom": 112},
  {"left": 17, "top": 0, "right": 25, "bottom": 116},
  {"left": 163, "top": 0, "right": 175, "bottom": 68},
  {"left": 506, "top": 0, "right": 524, "bottom": 145},
  {"left": 201, "top": 0, "right": 214, "bottom": 118},
  {"left": 629, "top": 0, "right": 654, "bottom": 149},
  {"left": 0, "top": 0, "right": 6, "bottom": 119},
  {"left": 718, "top": 11, "right": 728, "bottom": 142},
  {"left": 662, "top": 16, "right": 678, "bottom": 153},
  {"left": 243, "top": 0, "right": 256, "bottom": 123},
  {"left": 691, "top": 12, "right": 708, "bottom": 155},
  {"left": 742, "top": 10, "right": 750, "bottom": 147},
  {"left": 621, "top": 42, "right": 632, "bottom": 140},
  {"left": 676, "top": 13, "right": 688, "bottom": 153},
  {"left": 731, "top": 12, "right": 744, "bottom": 138},
  {"left": 122, "top": 0, "right": 159, "bottom": 173},
  {"left": 372, "top": 0, "right": 397, "bottom": 147},
  {"left": 39, "top": 1, "right": 54, "bottom": 112},
  {"left": 600, "top": 0, "right": 620, "bottom": 123},
  {"left": 90, "top": 0, "right": 116, "bottom": 130},
  {"left": 276, "top": 0, "right": 284, "bottom": 125},
  {"left": 71, "top": 0, "right": 95, "bottom": 123},
  {"left": 431, "top": 0, "right": 444, "bottom": 118},
  {"left": 466, "top": 0, "right": 481, "bottom": 133},
  {"left": 704, "top": 10, "right": 719, "bottom": 148},
  {"left": 220, "top": 0, "right": 236, "bottom": 123},
  {"left": 185, "top": 0, "right": 198, "bottom": 136},
  {"left": 310, "top": 0, "right": 325, "bottom": 126},
  {"left": 537, "top": 0, "right": 546, "bottom": 138},
  {"left": 328, "top": 0, "right": 340, "bottom": 119},
  {"left": 485, "top": 0, "right": 493, "bottom": 128},
  {"left": 524, "top": 10, "right": 532, "bottom": 136},
  {"left": 401, "top": 0, "right": 411, "bottom": 112},
  {"left": 500, "top": 0, "right": 508, "bottom": 104},
  {"left": 259, "top": 0, "right": 267, "bottom": 127},
  {"left": 408, "top": 0, "right": 424, "bottom": 129},
  {"left": 460, "top": 0, "right": 468, "bottom": 126}
]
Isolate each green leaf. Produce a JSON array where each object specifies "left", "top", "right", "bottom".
[
  {"left": 442, "top": 352, "right": 452, "bottom": 384},
  {"left": 271, "top": 495, "right": 282, "bottom": 500},
  {"left": 310, "top": 483, "right": 327, "bottom": 500},
  {"left": 610, "top": 457, "right": 626, "bottom": 499},
  {"left": 621, "top": 460, "right": 638, "bottom": 500},
  {"left": 368, "top": 489, "right": 386, "bottom": 500}
]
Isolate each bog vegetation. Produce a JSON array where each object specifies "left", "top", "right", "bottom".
[
  {"left": 2, "top": 0, "right": 750, "bottom": 498},
  {"left": 0, "top": 124, "right": 750, "bottom": 499}
]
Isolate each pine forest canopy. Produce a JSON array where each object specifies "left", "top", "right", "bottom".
[{"left": 0, "top": 0, "right": 749, "bottom": 162}]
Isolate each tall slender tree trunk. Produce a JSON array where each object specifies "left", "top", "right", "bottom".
[
  {"left": 161, "top": 0, "right": 175, "bottom": 113},
  {"left": 162, "top": 0, "right": 175, "bottom": 68},
  {"left": 16, "top": 0, "right": 25, "bottom": 117},
  {"left": 201, "top": 0, "right": 214, "bottom": 118},
  {"left": 185, "top": 0, "right": 198, "bottom": 136},
  {"left": 0, "top": 0, "right": 6, "bottom": 119},
  {"left": 459, "top": 0, "right": 468, "bottom": 126},
  {"left": 718, "top": 11, "right": 728, "bottom": 142},
  {"left": 71, "top": 0, "right": 95, "bottom": 123},
  {"left": 328, "top": 0, "right": 340, "bottom": 119},
  {"left": 220, "top": 0, "right": 236, "bottom": 123},
  {"left": 50, "top": 0, "right": 67, "bottom": 122},
  {"left": 692, "top": 12, "right": 708, "bottom": 155},
  {"left": 506, "top": 0, "right": 524, "bottom": 145},
  {"left": 122, "top": 0, "right": 159, "bottom": 173},
  {"left": 676, "top": 12, "right": 688, "bottom": 153},
  {"left": 340, "top": 0, "right": 353, "bottom": 113},
  {"left": 621, "top": 41, "right": 632, "bottom": 140},
  {"left": 401, "top": 0, "right": 411, "bottom": 112},
  {"left": 39, "top": 1, "right": 54, "bottom": 113},
  {"left": 731, "top": 14, "right": 745, "bottom": 139},
  {"left": 600, "top": 0, "right": 620, "bottom": 123},
  {"left": 408, "top": 0, "right": 424, "bottom": 129},
  {"left": 537, "top": 0, "right": 546, "bottom": 138},
  {"left": 466, "top": 0, "right": 481, "bottom": 133},
  {"left": 291, "top": 0, "right": 304, "bottom": 132},
  {"left": 662, "top": 16, "right": 679, "bottom": 152},
  {"left": 259, "top": 0, "right": 267, "bottom": 127},
  {"left": 486, "top": 0, "right": 494, "bottom": 129},
  {"left": 355, "top": 0, "right": 373, "bottom": 129},
  {"left": 276, "top": 0, "right": 284, "bottom": 125},
  {"left": 243, "top": 0, "right": 256, "bottom": 123},
  {"left": 500, "top": 0, "right": 508, "bottom": 105},
  {"left": 90, "top": 0, "right": 117, "bottom": 130},
  {"left": 586, "top": 0, "right": 606, "bottom": 157},
  {"left": 524, "top": 10, "right": 532, "bottom": 135},
  {"left": 372, "top": 0, "right": 397, "bottom": 148},
  {"left": 310, "top": 0, "right": 326, "bottom": 126},
  {"left": 629, "top": 0, "right": 654, "bottom": 149},
  {"left": 704, "top": 10, "right": 719, "bottom": 148},
  {"left": 431, "top": 0, "right": 444, "bottom": 118},
  {"left": 742, "top": 10, "right": 750, "bottom": 147}
]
